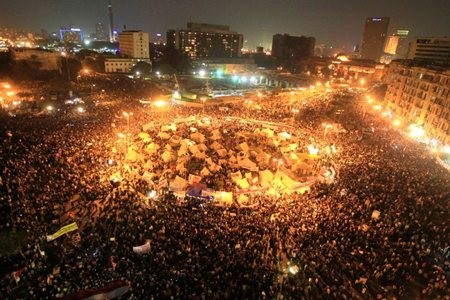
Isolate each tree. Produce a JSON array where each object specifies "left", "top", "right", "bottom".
[{"left": 131, "top": 61, "right": 152, "bottom": 75}]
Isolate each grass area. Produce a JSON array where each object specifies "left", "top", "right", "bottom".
[{"left": 0, "top": 229, "right": 28, "bottom": 255}]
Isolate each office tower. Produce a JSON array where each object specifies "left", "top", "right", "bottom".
[
  {"left": 167, "top": 22, "right": 243, "bottom": 59},
  {"left": 271, "top": 34, "right": 315, "bottom": 60},
  {"left": 360, "top": 17, "right": 390, "bottom": 62},
  {"left": 118, "top": 30, "right": 149, "bottom": 59},
  {"left": 95, "top": 22, "right": 107, "bottom": 41},
  {"left": 407, "top": 37, "right": 450, "bottom": 66}
]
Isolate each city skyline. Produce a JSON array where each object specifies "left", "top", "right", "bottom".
[{"left": 1, "top": 0, "right": 449, "bottom": 50}]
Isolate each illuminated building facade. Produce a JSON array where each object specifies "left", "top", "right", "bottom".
[
  {"left": 360, "top": 17, "right": 390, "bottom": 62},
  {"left": 167, "top": 23, "right": 243, "bottom": 59},
  {"left": 407, "top": 37, "right": 450, "bottom": 66},
  {"left": 118, "top": 30, "right": 150, "bottom": 59},
  {"left": 59, "top": 27, "right": 84, "bottom": 44},
  {"left": 384, "top": 61, "right": 450, "bottom": 144}
]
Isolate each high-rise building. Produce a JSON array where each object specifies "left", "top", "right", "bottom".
[
  {"left": 360, "top": 17, "right": 390, "bottom": 62},
  {"left": 167, "top": 22, "right": 243, "bottom": 59},
  {"left": 271, "top": 34, "right": 315, "bottom": 60},
  {"left": 384, "top": 60, "right": 450, "bottom": 144},
  {"left": 118, "top": 30, "right": 150, "bottom": 59},
  {"left": 384, "top": 29, "right": 409, "bottom": 58},
  {"left": 95, "top": 22, "right": 107, "bottom": 41},
  {"left": 108, "top": 1, "right": 114, "bottom": 43},
  {"left": 407, "top": 37, "right": 450, "bottom": 66},
  {"left": 59, "top": 27, "right": 83, "bottom": 44}
]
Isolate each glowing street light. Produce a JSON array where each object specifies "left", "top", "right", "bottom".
[
  {"left": 3, "top": 83, "right": 11, "bottom": 89},
  {"left": 393, "top": 119, "right": 401, "bottom": 127},
  {"left": 46, "top": 105, "right": 54, "bottom": 111},
  {"left": 409, "top": 124, "right": 425, "bottom": 138},
  {"left": 77, "top": 106, "right": 85, "bottom": 113},
  {"left": 198, "top": 69, "right": 206, "bottom": 77},
  {"left": 153, "top": 100, "right": 167, "bottom": 107}
]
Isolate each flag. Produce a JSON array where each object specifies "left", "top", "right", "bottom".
[
  {"left": 133, "top": 240, "right": 151, "bottom": 255},
  {"left": 46, "top": 222, "right": 78, "bottom": 242},
  {"left": 63, "top": 280, "right": 129, "bottom": 300},
  {"left": 12, "top": 267, "right": 26, "bottom": 283}
]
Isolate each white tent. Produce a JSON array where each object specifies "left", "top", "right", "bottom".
[{"left": 278, "top": 131, "right": 291, "bottom": 140}]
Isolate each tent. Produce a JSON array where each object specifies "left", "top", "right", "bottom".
[
  {"left": 142, "top": 122, "right": 154, "bottom": 132},
  {"left": 161, "top": 150, "right": 173, "bottom": 163},
  {"left": 138, "top": 132, "right": 152, "bottom": 143},
  {"left": 259, "top": 170, "right": 274, "bottom": 188},
  {"left": 161, "top": 123, "right": 177, "bottom": 132},
  {"left": 169, "top": 135, "right": 182, "bottom": 146},
  {"left": 157, "top": 132, "right": 171, "bottom": 140},
  {"left": 170, "top": 176, "right": 188, "bottom": 191},
  {"left": 176, "top": 163, "right": 188, "bottom": 175},
  {"left": 230, "top": 171, "right": 242, "bottom": 183},
  {"left": 210, "top": 141, "right": 223, "bottom": 151},
  {"left": 236, "top": 178, "right": 250, "bottom": 189},
  {"left": 190, "top": 132, "right": 206, "bottom": 143},
  {"left": 145, "top": 143, "right": 160, "bottom": 155},
  {"left": 210, "top": 129, "right": 221, "bottom": 140},
  {"left": 200, "top": 167, "right": 210, "bottom": 177},
  {"left": 278, "top": 131, "right": 291, "bottom": 140},
  {"left": 237, "top": 142, "right": 250, "bottom": 152},
  {"left": 127, "top": 148, "right": 143, "bottom": 162},
  {"left": 212, "top": 191, "right": 233, "bottom": 206},
  {"left": 237, "top": 157, "right": 258, "bottom": 171},
  {"left": 197, "top": 143, "right": 208, "bottom": 152},
  {"left": 261, "top": 128, "right": 274, "bottom": 138},
  {"left": 216, "top": 149, "right": 227, "bottom": 158},
  {"left": 144, "top": 160, "right": 154, "bottom": 170}
]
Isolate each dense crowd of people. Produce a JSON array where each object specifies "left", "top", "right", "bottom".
[{"left": 0, "top": 86, "right": 448, "bottom": 299}]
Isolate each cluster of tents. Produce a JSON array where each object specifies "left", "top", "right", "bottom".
[{"left": 111, "top": 116, "right": 328, "bottom": 205}]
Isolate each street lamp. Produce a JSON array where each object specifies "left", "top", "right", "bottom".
[
  {"left": 91, "top": 84, "right": 96, "bottom": 96},
  {"left": 200, "top": 97, "right": 207, "bottom": 113},
  {"left": 322, "top": 123, "right": 333, "bottom": 138},
  {"left": 61, "top": 51, "right": 71, "bottom": 82}
]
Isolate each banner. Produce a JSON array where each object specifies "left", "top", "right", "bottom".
[
  {"left": 63, "top": 280, "right": 129, "bottom": 300},
  {"left": 47, "top": 222, "right": 78, "bottom": 242},
  {"left": 133, "top": 240, "right": 151, "bottom": 255}
]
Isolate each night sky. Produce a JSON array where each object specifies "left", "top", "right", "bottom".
[{"left": 1, "top": 0, "right": 449, "bottom": 50}]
